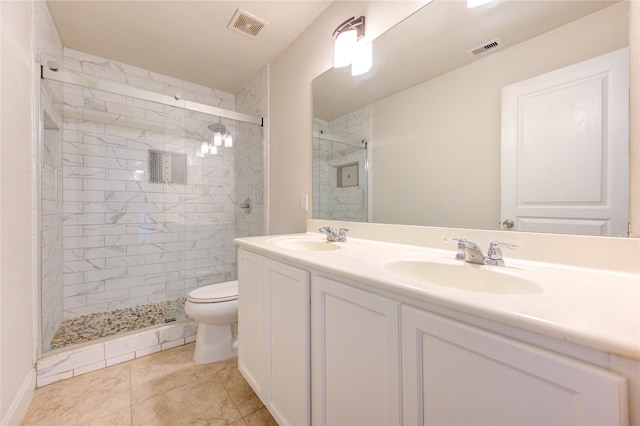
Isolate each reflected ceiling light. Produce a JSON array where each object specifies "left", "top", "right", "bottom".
[
  {"left": 351, "top": 42, "right": 372, "bottom": 76},
  {"left": 333, "top": 16, "right": 366, "bottom": 70},
  {"left": 467, "top": 0, "right": 494, "bottom": 8},
  {"left": 198, "top": 123, "right": 234, "bottom": 157}
]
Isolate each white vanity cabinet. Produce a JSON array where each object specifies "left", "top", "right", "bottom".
[
  {"left": 402, "top": 305, "right": 628, "bottom": 425},
  {"left": 311, "top": 277, "right": 626, "bottom": 426},
  {"left": 237, "top": 249, "right": 310, "bottom": 426},
  {"left": 237, "top": 246, "right": 633, "bottom": 425},
  {"left": 311, "top": 276, "right": 402, "bottom": 426}
]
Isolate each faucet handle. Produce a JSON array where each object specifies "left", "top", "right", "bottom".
[
  {"left": 444, "top": 238, "right": 467, "bottom": 261},
  {"left": 319, "top": 227, "right": 337, "bottom": 241},
  {"left": 486, "top": 241, "right": 519, "bottom": 264},
  {"left": 337, "top": 228, "right": 350, "bottom": 242}
]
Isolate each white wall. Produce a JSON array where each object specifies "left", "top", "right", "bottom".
[
  {"left": 268, "top": 1, "right": 428, "bottom": 234},
  {"left": 370, "top": 2, "right": 628, "bottom": 229},
  {"left": 0, "top": 1, "right": 37, "bottom": 423},
  {"left": 630, "top": 0, "right": 640, "bottom": 237}
]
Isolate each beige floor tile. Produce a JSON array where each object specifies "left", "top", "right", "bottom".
[
  {"left": 214, "top": 358, "right": 263, "bottom": 417},
  {"left": 83, "top": 404, "right": 132, "bottom": 426},
  {"left": 130, "top": 343, "right": 218, "bottom": 404},
  {"left": 23, "top": 344, "right": 270, "bottom": 426},
  {"left": 22, "top": 363, "right": 131, "bottom": 425},
  {"left": 132, "top": 376, "right": 242, "bottom": 425},
  {"left": 243, "top": 407, "right": 278, "bottom": 426}
]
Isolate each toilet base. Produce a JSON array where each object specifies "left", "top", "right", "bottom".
[{"left": 193, "top": 322, "right": 234, "bottom": 364}]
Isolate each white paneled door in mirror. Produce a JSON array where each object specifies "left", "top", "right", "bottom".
[{"left": 501, "top": 48, "right": 629, "bottom": 236}]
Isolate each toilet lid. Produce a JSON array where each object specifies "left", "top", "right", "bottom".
[{"left": 188, "top": 280, "right": 238, "bottom": 303}]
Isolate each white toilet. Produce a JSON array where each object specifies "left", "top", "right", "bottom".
[{"left": 184, "top": 280, "right": 238, "bottom": 364}]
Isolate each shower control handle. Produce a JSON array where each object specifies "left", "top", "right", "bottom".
[{"left": 239, "top": 197, "right": 252, "bottom": 214}]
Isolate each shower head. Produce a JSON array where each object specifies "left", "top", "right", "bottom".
[{"left": 208, "top": 123, "right": 228, "bottom": 134}]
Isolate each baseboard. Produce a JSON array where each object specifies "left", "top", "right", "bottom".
[{"left": 2, "top": 368, "right": 36, "bottom": 426}]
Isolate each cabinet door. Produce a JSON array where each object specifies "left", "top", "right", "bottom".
[
  {"left": 312, "top": 276, "right": 401, "bottom": 426},
  {"left": 238, "top": 250, "right": 310, "bottom": 426},
  {"left": 265, "top": 259, "right": 310, "bottom": 426},
  {"left": 402, "top": 305, "right": 628, "bottom": 426},
  {"left": 238, "top": 249, "right": 268, "bottom": 399}
]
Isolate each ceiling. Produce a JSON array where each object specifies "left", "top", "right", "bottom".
[{"left": 46, "top": 1, "right": 332, "bottom": 94}]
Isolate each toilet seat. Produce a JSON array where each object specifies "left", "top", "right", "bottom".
[{"left": 188, "top": 280, "right": 238, "bottom": 303}]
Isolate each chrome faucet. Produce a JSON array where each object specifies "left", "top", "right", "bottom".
[
  {"left": 485, "top": 241, "right": 519, "bottom": 266},
  {"left": 445, "top": 238, "right": 518, "bottom": 266},
  {"left": 319, "top": 227, "right": 350, "bottom": 242}
]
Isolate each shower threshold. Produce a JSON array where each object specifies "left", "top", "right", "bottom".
[{"left": 49, "top": 297, "right": 187, "bottom": 350}]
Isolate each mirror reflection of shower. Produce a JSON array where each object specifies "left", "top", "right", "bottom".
[
  {"left": 312, "top": 126, "right": 369, "bottom": 222},
  {"left": 200, "top": 123, "right": 233, "bottom": 157}
]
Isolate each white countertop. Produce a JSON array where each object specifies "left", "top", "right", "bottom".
[{"left": 235, "top": 233, "right": 640, "bottom": 361}]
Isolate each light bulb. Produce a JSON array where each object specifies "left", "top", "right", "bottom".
[
  {"left": 210, "top": 145, "right": 218, "bottom": 155},
  {"left": 200, "top": 141, "right": 209, "bottom": 155},
  {"left": 467, "top": 0, "right": 493, "bottom": 7},
  {"left": 213, "top": 132, "right": 222, "bottom": 146},
  {"left": 351, "top": 42, "right": 372, "bottom": 76},
  {"left": 224, "top": 134, "right": 233, "bottom": 147},
  {"left": 334, "top": 30, "right": 357, "bottom": 68}
]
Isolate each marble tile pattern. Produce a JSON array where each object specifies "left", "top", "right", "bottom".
[
  {"left": 23, "top": 344, "right": 276, "bottom": 426},
  {"left": 49, "top": 297, "right": 187, "bottom": 349},
  {"left": 34, "top": 0, "right": 65, "bottom": 354},
  {"left": 59, "top": 49, "right": 242, "bottom": 319},
  {"left": 36, "top": 318, "right": 198, "bottom": 387},
  {"left": 313, "top": 106, "right": 371, "bottom": 222},
  {"left": 235, "top": 67, "right": 267, "bottom": 239}
]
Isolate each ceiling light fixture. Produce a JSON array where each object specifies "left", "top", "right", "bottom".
[{"left": 333, "top": 16, "right": 371, "bottom": 76}]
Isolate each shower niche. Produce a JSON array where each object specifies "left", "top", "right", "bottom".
[{"left": 148, "top": 150, "right": 187, "bottom": 185}]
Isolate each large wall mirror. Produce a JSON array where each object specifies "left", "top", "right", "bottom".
[{"left": 312, "top": 0, "right": 630, "bottom": 236}]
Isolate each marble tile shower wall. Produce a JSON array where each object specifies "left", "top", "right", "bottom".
[
  {"left": 329, "top": 107, "right": 371, "bottom": 222},
  {"left": 313, "top": 118, "right": 332, "bottom": 220},
  {"left": 312, "top": 106, "right": 371, "bottom": 222},
  {"left": 41, "top": 105, "right": 64, "bottom": 350},
  {"left": 235, "top": 67, "right": 267, "bottom": 238},
  {"left": 60, "top": 49, "right": 239, "bottom": 319},
  {"left": 34, "top": 0, "right": 64, "bottom": 351}
]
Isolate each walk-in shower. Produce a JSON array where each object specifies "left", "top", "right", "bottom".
[{"left": 38, "top": 54, "right": 265, "bottom": 354}]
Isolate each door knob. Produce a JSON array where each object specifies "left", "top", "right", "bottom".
[{"left": 502, "top": 219, "right": 515, "bottom": 230}]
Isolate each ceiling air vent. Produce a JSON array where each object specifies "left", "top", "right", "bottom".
[
  {"left": 228, "top": 9, "right": 268, "bottom": 39},
  {"left": 467, "top": 38, "right": 503, "bottom": 57}
]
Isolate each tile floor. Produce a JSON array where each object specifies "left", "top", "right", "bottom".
[{"left": 22, "top": 343, "right": 277, "bottom": 426}]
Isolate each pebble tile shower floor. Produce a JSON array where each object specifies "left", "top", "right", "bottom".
[{"left": 50, "top": 298, "right": 187, "bottom": 349}]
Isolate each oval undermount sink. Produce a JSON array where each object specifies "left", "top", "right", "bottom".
[
  {"left": 384, "top": 260, "right": 543, "bottom": 295},
  {"left": 268, "top": 237, "right": 342, "bottom": 251}
]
